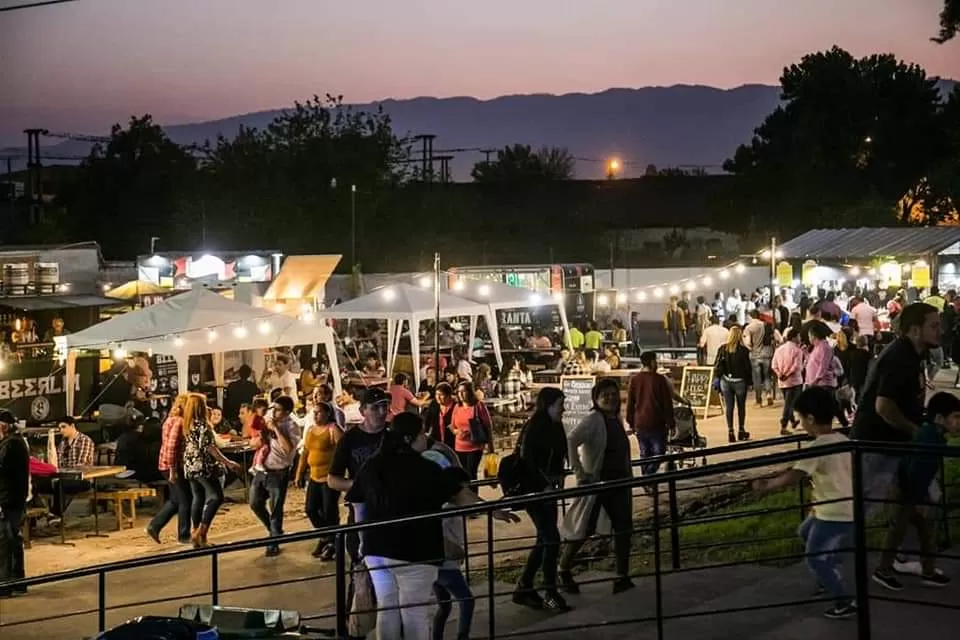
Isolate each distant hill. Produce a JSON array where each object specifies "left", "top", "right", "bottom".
[{"left": 2, "top": 79, "right": 955, "bottom": 180}]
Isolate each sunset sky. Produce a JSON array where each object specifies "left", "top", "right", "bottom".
[{"left": 1, "top": 0, "right": 956, "bottom": 124}]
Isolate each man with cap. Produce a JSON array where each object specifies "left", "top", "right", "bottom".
[{"left": 0, "top": 410, "right": 29, "bottom": 598}]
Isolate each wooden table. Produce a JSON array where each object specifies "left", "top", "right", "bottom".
[{"left": 55, "top": 465, "right": 127, "bottom": 542}]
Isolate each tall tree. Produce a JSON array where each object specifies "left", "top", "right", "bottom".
[
  {"left": 57, "top": 115, "right": 197, "bottom": 258},
  {"left": 471, "top": 144, "right": 575, "bottom": 183},
  {"left": 934, "top": 0, "right": 959, "bottom": 42},
  {"left": 724, "top": 47, "right": 946, "bottom": 226}
]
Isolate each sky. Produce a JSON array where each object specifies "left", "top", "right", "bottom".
[{"left": 0, "top": 0, "right": 957, "bottom": 125}]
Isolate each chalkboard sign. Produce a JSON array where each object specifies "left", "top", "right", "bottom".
[
  {"left": 560, "top": 375, "right": 595, "bottom": 435},
  {"left": 679, "top": 366, "right": 715, "bottom": 419}
]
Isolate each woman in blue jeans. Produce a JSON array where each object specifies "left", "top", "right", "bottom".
[
  {"left": 512, "top": 388, "right": 570, "bottom": 612},
  {"left": 713, "top": 325, "right": 752, "bottom": 442}
]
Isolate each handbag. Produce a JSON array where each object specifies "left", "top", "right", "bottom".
[
  {"left": 467, "top": 406, "right": 490, "bottom": 446},
  {"left": 497, "top": 422, "right": 550, "bottom": 497},
  {"left": 348, "top": 563, "right": 377, "bottom": 637}
]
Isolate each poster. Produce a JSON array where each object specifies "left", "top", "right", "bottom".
[
  {"left": 801, "top": 260, "right": 818, "bottom": 286},
  {"left": 560, "top": 375, "right": 595, "bottom": 435},
  {"left": 912, "top": 262, "right": 931, "bottom": 290},
  {"left": 776, "top": 261, "right": 794, "bottom": 288},
  {"left": 145, "top": 353, "right": 179, "bottom": 419}
]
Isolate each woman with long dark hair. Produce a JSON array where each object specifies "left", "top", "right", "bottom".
[
  {"left": 346, "top": 413, "right": 519, "bottom": 640},
  {"left": 558, "top": 377, "right": 634, "bottom": 595},
  {"left": 512, "top": 387, "right": 570, "bottom": 611},
  {"left": 451, "top": 381, "right": 492, "bottom": 490}
]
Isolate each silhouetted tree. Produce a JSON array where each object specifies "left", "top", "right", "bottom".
[
  {"left": 471, "top": 144, "right": 574, "bottom": 183},
  {"left": 934, "top": 0, "right": 959, "bottom": 42}
]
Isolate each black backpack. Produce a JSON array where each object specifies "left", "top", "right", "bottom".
[{"left": 497, "top": 422, "right": 550, "bottom": 497}]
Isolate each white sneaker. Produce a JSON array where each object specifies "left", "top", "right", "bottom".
[{"left": 892, "top": 560, "right": 944, "bottom": 577}]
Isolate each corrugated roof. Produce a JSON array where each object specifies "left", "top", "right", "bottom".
[{"left": 778, "top": 228, "right": 960, "bottom": 259}]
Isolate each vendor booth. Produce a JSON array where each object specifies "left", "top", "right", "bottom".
[
  {"left": 316, "top": 283, "right": 497, "bottom": 389},
  {"left": 56, "top": 288, "right": 341, "bottom": 414}
]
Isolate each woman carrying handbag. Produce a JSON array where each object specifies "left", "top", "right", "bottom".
[{"left": 451, "top": 381, "right": 493, "bottom": 492}]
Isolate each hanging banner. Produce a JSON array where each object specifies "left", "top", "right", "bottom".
[
  {"left": 776, "top": 261, "right": 794, "bottom": 288},
  {"left": 801, "top": 260, "right": 818, "bottom": 286},
  {"left": 912, "top": 262, "right": 931, "bottom": 289}
]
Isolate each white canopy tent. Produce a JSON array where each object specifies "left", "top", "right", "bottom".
[
  {"left": 56, "top": 288, "right": 341, "bottom": 414},
  {"left": 315, "top": 283, "right": 499, "bottom": 389},
  {"left": 445, "top": 278, "right": 573, "bottom": 359}
]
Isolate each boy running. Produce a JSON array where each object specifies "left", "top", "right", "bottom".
[
  {"left": 753, "top": 386, "right": 855, "bottom": 619},
  {"left": 872, "top": 391, "right": 958, "bottom": 590}
]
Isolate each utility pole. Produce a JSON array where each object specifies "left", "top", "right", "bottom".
[
  {"left": 24, "top": 128, "right": 45, "bottom": 222},
  {"left": 351, "top": 184, "right": 358, "bottom": 271},
  {"left": 770, "top": 237, "right": 777, "bottom": 288},
  {"left": 481, "top": 148, "right": 495, "bottom": 164},
  {"left": 412, "top": 134, "right": 437, "bottom": 183},
  {"left": 433, "top": 252, "right": 441, "bottom": 390},
  {"left": 437, "top": 155, "right": 453, "bottom": 183}
]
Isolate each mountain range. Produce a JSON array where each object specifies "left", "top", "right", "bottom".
[{"left": 2, "top": 79, "right": 956, "bottom": 180}]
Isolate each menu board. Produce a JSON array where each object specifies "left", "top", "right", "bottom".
[
  {"left": 679, "top": 366, "right": 716, "bottom": 420},
  {"left": 144, "top": 353, "right": 179, "bottom": 419},
  {"left": 560, "top": 375, "right": 595, "bottom": 434}
]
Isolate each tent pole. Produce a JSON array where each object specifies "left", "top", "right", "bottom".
[{"left": 434, "top": 253, "right": 441, "bottom": 382}]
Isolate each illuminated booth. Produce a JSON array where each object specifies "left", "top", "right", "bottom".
[{"left": 775, "top": 227, "right": 960, "bottom": 294}]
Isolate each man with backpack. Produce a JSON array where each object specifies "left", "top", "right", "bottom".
[{"left": 743, "top": 309, "right": 777, "bottom": 406}]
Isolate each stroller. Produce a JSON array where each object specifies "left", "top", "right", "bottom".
[{"left": 667, "top": 401, "right": 708, "bottom": 468}]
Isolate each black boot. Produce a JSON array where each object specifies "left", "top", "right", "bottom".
[
  {"left": 728, "top": 429, "right": 736, "bottom": 443},
  {"left": 738, "top": 430, "right": 751, "bottom": 441},
  {"left": 512, "top": 582, "right": 544, "bottom": 609}
]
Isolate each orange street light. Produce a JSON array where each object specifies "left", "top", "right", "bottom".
[{"left": 607, "top": 157, "right": 621, "bottom": 179}]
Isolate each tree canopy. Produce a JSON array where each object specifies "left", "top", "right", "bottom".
[
  {"left": 471, "top": 144, "right": 575, "bottom": 183},
  {"left": 724, "top": 47, "right": 956, "bottom": 227},
  {"left": 935, "top": 0, "right": 959, "bottom": 42}
]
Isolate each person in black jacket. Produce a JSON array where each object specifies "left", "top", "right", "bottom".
[
  {"left": 0, "top": 410, "right": 29, "bottom": 598},
  {"left": 714, "top": 325, "right": 753, "bottom": 442},
  {"left": 512, "top": 387, "right": 570, "bottom": 612}
]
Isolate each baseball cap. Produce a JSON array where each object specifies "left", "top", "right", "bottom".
[
  {"left": 360, "top": 387, "right": 391, "bottom": 408},
  {"left": 0, "top": 410, "right": 17, "bottom": 426}
]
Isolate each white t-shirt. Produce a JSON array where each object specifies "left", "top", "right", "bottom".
[
  {"left": 456, "top": 359, "right": 473, "bottom": 382},
  {"left": 700, "top": 325, "right": 730, "bottom": 365},
  {"left": 270, "top": 370, "right": 299, "bottom": 398},
  {"left": 793, "top": 432, "right": 853, "bottom": 521},
  {"left": 850, "top": 302, "right": 876, "bottom": 336}
]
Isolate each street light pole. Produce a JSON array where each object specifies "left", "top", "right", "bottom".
[
  {"left": 351, "top": 184, "right": 357, "bottom": 272},
  {"left": 433, "top": 252, "right": 441, "bottom": 384}
]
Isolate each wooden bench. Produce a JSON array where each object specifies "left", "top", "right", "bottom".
[
  {"left": 21, "top": 507, "right": 49, "bottom": 548},
  {"left": 81, "top": 487, "right": 158, "bottom": 530}
]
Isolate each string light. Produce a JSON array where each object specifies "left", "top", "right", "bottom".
[
  {"left": 653, "top": 288, "right": 664, "bottom": 298},
  {"left": 551, "top": 291, "right": 564, "bottom": 302},
  {"left": 382, "top": 288, "right": 396, "bottom": 301},
  {"left": 207, "top": 329, "right": 218, "bottom": 343},
  {"left": 636, "top": 291, "right": 647, "bottom": 302},
  {"left": 173, "top": 336, "right": 184, "bottom": 348},
  {"left": 258, "top": 321, "right": 272, "bottom": 335},
  {"left": 113, "top": 346, "right": 127, "bottom": 360},
  {"left": 478, "top": 284, "right": 491, "bottom": 296},
  {"left": 735, "top": 264, "right": 746, "bottom": 274},
  {"left": 616, "top": 292, "right": 627, "bottom": 304},
  {"left": 418, "top": 276, "right": 431, "bottom": 288},
  {"left": 719, "top": 270, "right": 730, "bottom": 280},
  {"left": 669, "top": 285, "right": 680, "bottom": 295},
  {"left": 452, "top": 280, "right": 465, "bottom": 291},
  {"left": 597, "top": 294, "right": 610, "bottom": 307},
  {"left": 702, "top": 276, "right": 713, "bottom": 287},
  {"left": 233, "top": 325, "right": 248, "bottom": 338}
]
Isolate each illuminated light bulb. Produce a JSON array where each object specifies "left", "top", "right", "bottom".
[
  {"left": 113, "top": 347, "right": 127, "bottom": 360},
  {"left": 418, "top": 276, "right": 431, "bottom": 288},
  {"left": 173, "top": 336, "right": 184, "bottom": 348},
  {"left": 273, "top": 303, "right": 285, "bottom": 312},
  {"left": 207, "top": 329, "right": 218, "bottom": 343},
  {"left": 616, "top": 292, "right": 627, "bottom": 304},
  {"left": 478, "top": 284, "right": 490, "bottom": 296},
  {"left": 702, "top": 276, "right": 713, "bottom": 287},
  {"left": 102, "top": 284, "right": 111, "bottom": 292},
  {"left": 760, "top": 250, "right": 771, "bottom": 260},
  {"left": 636, "top": 291, "right": 647, "bottom": 302},
  {"left": 382, "top": 288, "right": 396, "bottom": 301},
  {"left": 653, "top": 288, "right": 664, "bottom": 298},
  {"left": 258, "top": 321, "right": 272, "bottom": 335},
  {"left": 233, "top": 325, "right": 248, "bottom": 338},
  {"left": 719, "top": 270, "right": 730, "bottom": 280},
  {"left": 301, "top": 312, "right": 315, "bottom": 324},
  {"left": 684, "top": 281, "right": 695, "bottom": 292},
  {"left": 849, "top": 266, "right": 861, "bottom": 277},
  {"left": 669, "top": 285, "right": 680, "bottom": 295},
  {"left": 529, "top": 293, "right": 542, "bottom": 305},
  {"left": 597, "top": 294, "right": 609, "bottom": 307},
  {"left": 735, "top": 264, "right": 745, "bottom": 274},
  {"left": 452, "top": 280, "right": 465, "bottom": 291},
  {"left": 552, "top": 291, "right": 564, "bottom": 302}
]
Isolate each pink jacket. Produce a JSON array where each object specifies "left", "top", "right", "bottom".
[
  {"left": 771, "top": 342, "right": 804, "bottom": 388},
  {"left": 805, "top": 341, "right": 837, "bottom": 388}
]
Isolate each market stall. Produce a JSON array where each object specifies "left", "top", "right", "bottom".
[
  {"left": 316, "top": 283, "right": 497, "bottom": 389},
  {"left": 56, "top": 287, "right": 341, "bottom": 413}
]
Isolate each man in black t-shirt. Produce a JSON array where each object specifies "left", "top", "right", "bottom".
[{"left": 851, "top": 302, "right": 940, "bottom": 519}]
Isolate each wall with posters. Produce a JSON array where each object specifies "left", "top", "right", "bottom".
[{"left": 0, "top": 357, "right": 97, "bottom": 422}]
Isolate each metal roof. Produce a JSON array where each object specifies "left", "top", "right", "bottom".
[{"left": 778, "top": 228, "right": 960, "bottom": 259}]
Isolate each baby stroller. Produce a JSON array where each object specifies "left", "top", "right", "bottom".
[{"left": 667, "top": 401, "right": 708, "bottom": 468}]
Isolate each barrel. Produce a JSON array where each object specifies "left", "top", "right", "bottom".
[
  {"left": 3, "top": 263, "right": 29, "bottom": 294},
  {"left": 34, "top": 262, "right": 60, "bottom": 290}
]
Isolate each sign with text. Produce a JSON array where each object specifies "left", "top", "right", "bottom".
[
  {"left": 0, "top": 357, "right": 97, "bottom": 422},
  {"left": 560, "top": 375, "right": 595, "bottom": 435},
  {"left": 679, "top": 365, "right": 715, "bottom": 420}
]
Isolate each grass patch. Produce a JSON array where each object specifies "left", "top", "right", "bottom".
[{"left": 477, "top": 440, "right": 960, "bottom": 586}]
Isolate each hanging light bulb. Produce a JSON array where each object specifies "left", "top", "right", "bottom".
[
  {"left": 113, "top": 346, "right": 127, "bottom": 360},
  {"left": 702, "top": 276, "right": 713, "bottom": 287},
  {"left": 597, "top": 294, "right": 609, "bottom": 307},
  {"left": 669, "top": 285, "right": 680, "bottom": 295},
  {"left": 173, "top": 336, "right": 184, "bottom": 348},
  {"left": 735, "top": 264, "right": 746, "bottom": 274},
  {"left": 418, "top": 276, "right": 431, "bottom": 288},
  {"left": 258, "top": 321, "right": 272, "bottom": 335},
  {"left": 233, "top": 325, "right": 248, "bottom": 338},
  {"left": 616, "top": 292, "right": 627, "bottom": 304},
  {"left": 382, "top": 288, "right": 396, "bottom": 301},
  {"left": 684, "top": 281, "right": 695, "bottom": 292},
  {"left": 653, "top": 288, "right": 664, "bottom": 298},
  {"left": 452, "top": 280, "right": 465, "bottom": 291},
  {"left": 719, "top": 269, "right": 730, "bottom": 280},
  {"left": 302, "top": 311, "right": 315, "bottom": 324},
  {"left": 207, "top": 329, "right": 218, "bottom": 343},
  {"left": 636, "top": 291, "right": 647, "bottom": 302},
  {"left": 477, "top": 284, "right": 491, "bottom": 296}
]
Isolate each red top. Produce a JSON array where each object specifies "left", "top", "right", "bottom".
[
  {"left": 157, "top": 416, "right": 184, "bottom": 472},
  {"left": 244, "top": 414, "right": 266, "bottom": 439},
  {"left": 388, "top": 384, "right": 416, "bottom": 420},
  {"left": 626, "top": 371, "right": 675, "bottom": 436},
  {"left": 29, "top": 457, "right": 57, "bottom": 477},
  {"left": 452, "top": 402, "right": 492, "bottom": 453}
]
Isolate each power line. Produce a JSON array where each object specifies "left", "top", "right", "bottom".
[{"left": 0, "top": 0, "right": 79, "bottom": 13}]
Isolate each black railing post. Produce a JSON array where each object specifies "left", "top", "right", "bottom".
[
  {"left": 851, "top": 448, "right": 872, "bottom": 639},
  {"left": 210, "top": 551, "right": 219, "bottom": 606},
  {"left": 463, "top": 516, "right": 471, "bottom": 586},
  {"left": 667, "top": 478, "right": 681, "bottom": 570},
  {"left": 487, "top": 510, "right": 496, "bottom": 640},
  {"left": 97, "top": 570, "right": 106, "bottom": 632},
  {"left": 938, "top": 457, "right": 951, "bottom": 548},
  {"left": 334, "top": 532, "right": 348, "bottom": 639},
  {"left": 796, "top": 440, "right": 806, "bottom": 523},
  {"left": 652, "top": 482, "right": 664, "bottom": 640}
]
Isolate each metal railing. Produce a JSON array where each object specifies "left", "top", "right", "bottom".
[{"left": 1, "top": 435, "right": 957, "bottom": 639}]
